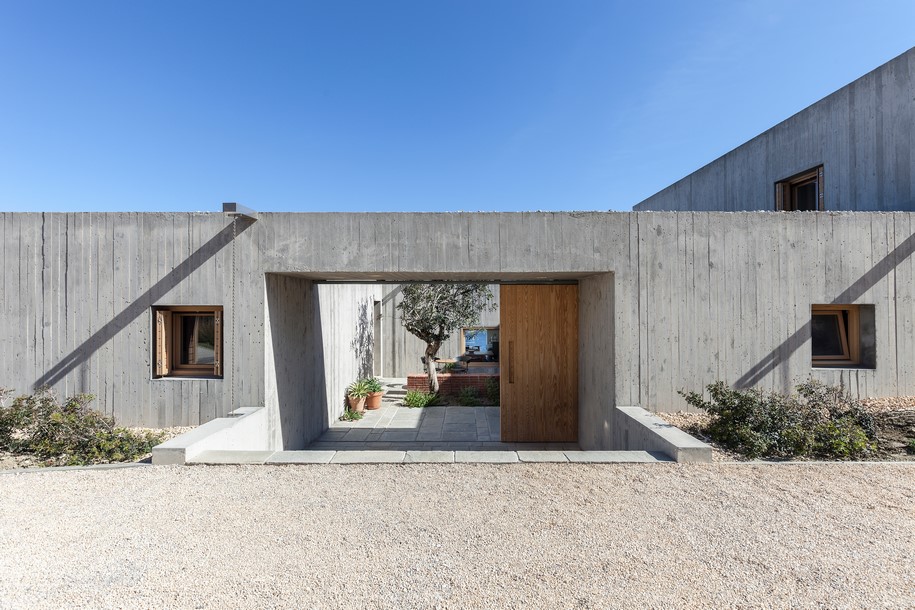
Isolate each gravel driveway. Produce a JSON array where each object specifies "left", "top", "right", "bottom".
[{"left": 1, "top": 463, "right": 913, "bottom": 609}]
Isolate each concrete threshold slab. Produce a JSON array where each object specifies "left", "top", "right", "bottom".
[
  {"left": 330, "top": 450, "right": 406, "bottom": 464},
  {"left": 189, "top": 450, "right": 275, "bottom": 465},
  {"left": 517, "top": 451, "right": 569, "bottom": 463},
  {"left": 404, "top": 450, "right": 454, "bottom": 463},
  {"left": 454, "top": 451, "right": 519, "bottom": 463},
  {"left": 563, "top": 450, "right": 669, "bottom": 463},
  {"left": 266, "top": 451, "right": 336, "bottom": 464}
]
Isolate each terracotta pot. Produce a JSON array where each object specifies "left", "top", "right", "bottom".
[
  {"left": 365, "top": 391, "right": 385, "bottom": 410},
  {"left": 347, "top": 395, "right": 366, "bottom": 412}
]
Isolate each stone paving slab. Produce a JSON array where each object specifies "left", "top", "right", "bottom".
[
  {"left": 563, "top": 450, "right": 666, "bottom": 463},
  {"left": 190, "top": 450, "right": 275, "bottom": 465},
  {"left": 330, "top": 451, "right": 406, "bottom": 464},
  {"left": 404, "top": 450, "right": 455, "bottom": 463},
  {"left": 517, "top": 451, "right": 570, "bottom": 463},
  {"left": 342, "top": 429, "right": 372, "bottom": 441},
  {"left": 266, "top": 451, "right": 336, "bottom": 464},
  {"left": 454, "top": 451, "right": 519, "bottom": 463}
]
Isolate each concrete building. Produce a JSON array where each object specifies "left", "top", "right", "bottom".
[
  {"left": 635, "top": 46, "right": 914, "bottom": 212},
  {"left": 1, "top": 48, "right": 913, "bottom": 452}
]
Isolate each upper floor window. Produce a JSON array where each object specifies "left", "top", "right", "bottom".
[
  {"left": 776, "top": 165, "right": 824, "bottom": 211},
  {"left": 153, "top": 306, "right": 223, "bottom": 378}
]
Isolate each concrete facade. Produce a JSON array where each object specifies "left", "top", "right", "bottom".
[
  {"left": 635, "top": 47, "right": 915, "bottom": 212},
  {"left": 2, "top": 211, "right": 913, "bottom": 453}
]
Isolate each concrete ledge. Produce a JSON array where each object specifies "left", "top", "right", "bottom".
[
  {"left": 612, "top": 406, "right": 713, "bottom": 463},
  {"left": 517, "top": 451, "right": 569, "bottom": 463},
  {"left": 404, "top": 450, "right": 455, "bottom": 463},
  {"left": 152, "top": 407, "right": 270, "bottom": 465},
  {"left": 330, "top": 451, "right": 406, "bottom": 464},
  {"left": 267, "top": 451, "right": 336, "bottom": 464},
  {"left": 454, "top": 451, "right": 519, "bottom": 463},
  {"left": 190, "top": 450, "right": 274, "bottom": 465},
  {"left": 564, "top": 450, "right": 666, "bottom": 463}
]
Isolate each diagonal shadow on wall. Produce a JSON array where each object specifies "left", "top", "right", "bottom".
[
  {"left": 734, "top": 230, "right": 915, "bottom": 388},
  {"left": 34, "top": 218, "right": 256, "bottom": 389}
]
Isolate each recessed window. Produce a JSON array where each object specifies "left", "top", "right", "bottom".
[
  {"left": 461, "top": 326, "right": 500, "bottom": 361},
  {"left": 811, "top": 304, "right": 872, "bottom": 368},
  {"left": 776, "top": 166, "right": 824, "bottom": 211},
  {"left": 153, "top": 306, "right": 223, "bottom": 378}
]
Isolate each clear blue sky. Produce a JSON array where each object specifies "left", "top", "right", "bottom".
[{"left": 1, "top": 1, "right": 913, "bottom": 213}]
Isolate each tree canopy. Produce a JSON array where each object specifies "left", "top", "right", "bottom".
[{"left": 397, "top": 283, "right": 496, "bottom": 392}]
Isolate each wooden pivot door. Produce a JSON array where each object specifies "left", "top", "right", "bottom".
[{"left": 500, "top": 284, "right": 578, "bottom": 442}]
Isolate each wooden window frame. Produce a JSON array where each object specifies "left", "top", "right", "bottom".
[
  {"left": 811, "top": 304, "right": 860, "bottom": 367},
  {"left": 776, "top": 165, "right": 824, "bottom": 211},
  {"left": 153, "top": 306, "right": 223, "bottom": 378}
]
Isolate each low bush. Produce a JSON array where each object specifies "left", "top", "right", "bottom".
[
  {"left": 0, "top": 387, "right": 164, "bottom": 466},
  {"left": 403, "top": 390, "right": 437, "bottom": 409},
  {"left": 485, "top": 378, "right": 500, "bottom": 405},
  {"left": 907, "top": 439, "right": 915, "bottom": 455},
  {"left": 679, "top": 379, "right": 876, "bottom": 460},
  {"left": 457, "top": 387, "right": 480, "bottom": 406},
  {"left": 339, "top": 409, "right": 364, "bottom": 422}
]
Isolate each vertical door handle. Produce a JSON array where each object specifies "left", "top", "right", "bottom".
[{"left": 508, "top": 340, "right": 514, "bottom": 384}]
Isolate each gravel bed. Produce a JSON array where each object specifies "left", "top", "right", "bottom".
[
  {"left": 0, "top": 463, "right": 913, "bottom": 608},
  {"left": 860, "top": 396, "right": 915, "bottom": 412}
]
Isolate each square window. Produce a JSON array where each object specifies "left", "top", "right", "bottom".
[
  {"left": 153, "top": 306, "right": 223, "bottom": 378},
  {"left": 776, "top": 166, "right": 824, "bottom": 211},
  {"left": 461, "top": 326, "right": 500, "bottom": 361},
  {"left": 811, "top": 305, "right": 861, "bottom": 367}
]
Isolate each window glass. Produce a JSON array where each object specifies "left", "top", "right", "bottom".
[
  {"left": 794, "top": 180, "right": 818, "bottom": 211},
  {"left": 179, "top": 314, "right": 216, "bottom": 365},
  {"left": 464, "top": 329, "right": 488, "bottom": 352},
  {"left": 811, "top": 313, "right": 844, "bottom": 357}
]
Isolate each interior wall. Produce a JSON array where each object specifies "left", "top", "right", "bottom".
[
  {"left": 314, "top": 283, "right": 381, "bottom": 425},
  {"left": 264, "top": 277, "right": 380, "bottom": 449},
  {"left": 578, "top": 273, "right": 616, "bottom": 449}
]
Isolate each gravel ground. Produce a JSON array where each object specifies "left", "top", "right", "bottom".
[{"left": 0, "top": 463, "right": 913, "bottom": 609}]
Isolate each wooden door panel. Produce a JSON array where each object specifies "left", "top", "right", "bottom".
[{"left": 500, "top": 284, "right": 578, "bottom": 442}]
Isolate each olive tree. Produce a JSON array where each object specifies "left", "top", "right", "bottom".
[{"left": 397, "top": 283, "right": 496, "bottom": 393}]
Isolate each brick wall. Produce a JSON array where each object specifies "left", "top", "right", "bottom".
[{"left": 407, "top": 373, "right": 499, "bottom": 396}]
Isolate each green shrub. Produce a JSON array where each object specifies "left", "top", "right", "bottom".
[
  {"left": 403, "top": 390, "right": 437, "bottom": 408},
  {"left": 364, "top": 377, "right": 384, "bottom": 393},
  {"left": 346, "top": 379, "right": 372, "bottom": 398},
  {"left": 906, "top": 439, "right": 915, "bottom": 455},
  {"left": 0, "top": 387, "right": 165, "bottom": 466},
  {"left": 485, "top": 378, "right": 500, "bottom": 405},
  {"left": 457, "top": 387, "right": 480, "bottom": 406},
  {"left": 339, "top": 409, "right": 364, "bottom": 422},
  {"left": 679, "top": 379, "right": 876, "bottom": 460}
]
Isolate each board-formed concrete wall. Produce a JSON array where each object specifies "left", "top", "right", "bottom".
[
  {"left": 635, "top": 47, "right": 915, "bottom": 212},
  {"left": 264, "top": 276, "right": 379, "bottom": 449},
  {"left": 1, "top": 211, "right": 913, "bottom": 430}
]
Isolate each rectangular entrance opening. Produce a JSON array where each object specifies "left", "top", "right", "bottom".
[{"left": 264, "top": 272, "right": 613, "bottom": 452}]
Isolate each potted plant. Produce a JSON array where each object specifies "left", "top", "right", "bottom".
[
  {"left": 346, "top": 379, "right": 371, "bottom": 413},
  {"left": 364, "top": 377, "right": 385, "bottom": 410}
]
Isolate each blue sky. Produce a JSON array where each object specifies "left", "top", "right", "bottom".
[{"left": 0, "top": 1, "right": 913, "bottom": 213}]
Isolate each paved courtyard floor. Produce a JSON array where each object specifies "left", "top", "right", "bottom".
[{"left": 312, "top": 404, "right": 564, "bottom": 450}]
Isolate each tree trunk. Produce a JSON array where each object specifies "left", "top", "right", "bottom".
[{"left": 425, "top": 342, "right": 441, "bottom": 393}]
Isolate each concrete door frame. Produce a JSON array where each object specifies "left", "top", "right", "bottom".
[{"left": 263, "top": 271, "right": 616, "bottom": 451}]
